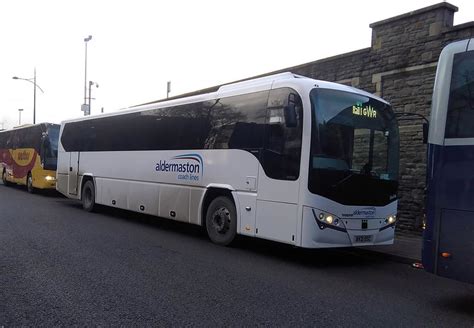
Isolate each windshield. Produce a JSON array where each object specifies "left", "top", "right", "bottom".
[
  {"left": 309, "top": 88, "right": 399, "bottom": 206},
  {"left": 41, "top": 124, "right": 60, "bottom": 171}
]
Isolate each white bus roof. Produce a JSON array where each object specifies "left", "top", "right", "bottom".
[{"left": 61, "top": 72, "right": 388, "bottom": 124}]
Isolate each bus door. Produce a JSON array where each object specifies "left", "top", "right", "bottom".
[
  {"left": 256, "top": 89, "right": 302, "bottom": 244},
  {"left": 68, "top": 152, "right": 80, "bottom": 195}
]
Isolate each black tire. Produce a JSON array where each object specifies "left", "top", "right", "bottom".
[
  {"left": 26, "top": 172, "right": 35, "bottom": 193},
  {"left": 82, "top": 180, "right": 96, "bottom": 212},
  {"left": 205, "top": 196, "right": 237, "bottom": 246},
  {"left": 2, "top": 170, "right": 10, "bottom": 186}
]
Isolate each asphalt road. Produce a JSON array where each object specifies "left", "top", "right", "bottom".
[{"left": 1, "top": 183, "right": 473, "bottom": 327}]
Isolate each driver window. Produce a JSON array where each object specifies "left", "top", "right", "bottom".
[{"left": 262, "top": 88, "right": 303, "bottom": 180}]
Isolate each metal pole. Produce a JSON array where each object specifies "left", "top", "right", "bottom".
[
  {"left": 33, "top": 68, "right": 36, "bottom": 124},
  {"left": 88, "top": 81, "right": 92, "bottom": 115},
  {"left": 84, "top": 41, "right": 88, "bottom": 106},
  {"left": 18, "top": 108, "right": 23, "bottom": 125}
]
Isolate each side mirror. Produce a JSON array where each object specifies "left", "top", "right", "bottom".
[
  {"left": 284, "top": 104, "right": 297, "bottom": 128},
  {"left": 422, "top": 122, "right": 429, "bottom": 144}
]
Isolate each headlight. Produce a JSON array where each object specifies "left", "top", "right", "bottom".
[
  {"left": 45, "top": 175, "right": 56, "bottom": 181},
  {"left": 325, "top": 215, "right": 334, "bottom": 224},
  {"left": 314, "top": 209, "right": 346, "bottom": 231},
  {"left": 385, "top": 215, "right": 396, "bottom": 225}
]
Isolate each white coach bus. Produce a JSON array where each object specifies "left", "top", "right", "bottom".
[{"left": 57, "top": 72, "right": 399, "bottom": 247}]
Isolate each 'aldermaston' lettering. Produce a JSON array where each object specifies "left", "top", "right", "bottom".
[{"left": 155, "top": 160, "right": 200, "bottom": 174}]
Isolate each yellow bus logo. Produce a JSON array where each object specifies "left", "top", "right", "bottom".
[{"left": 15, "top": 149, "right": 35, "bottom": 166}]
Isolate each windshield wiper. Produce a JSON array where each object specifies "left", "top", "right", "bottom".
[{"left": 331, "top": 172, "right": 357, "bottom": 189}]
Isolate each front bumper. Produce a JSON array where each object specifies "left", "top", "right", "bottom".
[{"left": 301, "top": 206, "right": 396, "bottom": 248}]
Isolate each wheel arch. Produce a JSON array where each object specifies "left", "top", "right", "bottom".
[{"left": 200, "top": 185, "right": 237, "bottom": 227}]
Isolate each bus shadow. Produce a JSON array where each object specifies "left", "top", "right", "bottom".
[
  {"left": 72, "top": 204, "right": 389, "bottom": 269},
  {"left": 64, "top": 203, "right": 207, "bottom": 240},
  {"left": 1, "top": 182, "right": 63, "bottom": 198},
  {"left": 56, "top": 198, "right": 392, "bottom": 269},
  {"left": 233, "top": 235, "right": 388, "bottom": 268},
  {"left": 434, "top": 294, "right": 474, "bottom": 318},
  {"left": 37, "top": 189, "right": 64, "bottom": 198}
]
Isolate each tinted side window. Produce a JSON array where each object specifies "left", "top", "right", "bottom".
[
  {"left": 61, "top": 92, "right": 269, "bottom": 153},
  {"left": 261, "top": 88, "right": 303, "bottom": 180},
  {"left": 18, "top": 125, "right": 43, "bottom": 151},
  {"left": 0, "top": 131, "right": 11, "bottom": 149},
  {"left": 62, "top": 101, "right": 214, "bottom": 152},
  {"left": 205, "top": 91, "right": 268, "bottom": 150},
  {"left": 445, "top": 50, "right": 474, "bottom": 138},
  {"left": 4, "top": 131, "right": 13, "bottom": 149}
]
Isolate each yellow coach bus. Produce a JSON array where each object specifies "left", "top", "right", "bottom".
[{"left": 0, "top": 123, "right": 60, "bottom": 192}]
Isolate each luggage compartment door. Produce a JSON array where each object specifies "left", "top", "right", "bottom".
[{"left": 437, "top": 209, "right": 474, "bottom": 284}]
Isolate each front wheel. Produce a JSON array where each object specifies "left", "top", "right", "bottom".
[
  {"left": 27, "top": 172, "right": 35, "bottom": 193},
  {"left": 205, "top": 196, "right": 237, "bottom": 246},
  {"left": 82, "top": 180, "right": 96, "bottom": 212}
]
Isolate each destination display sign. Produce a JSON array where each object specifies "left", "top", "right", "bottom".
[{"left": 352, "top": 103, "right": 377, "bottom": 118}]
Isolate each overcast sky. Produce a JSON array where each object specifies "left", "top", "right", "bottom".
[{"left": 0, "top": 0, "right": 472, "bottom": 129}]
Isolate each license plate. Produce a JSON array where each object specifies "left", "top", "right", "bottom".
[{"left": 355, "top": 235, "right": 373, "bottom": 243}]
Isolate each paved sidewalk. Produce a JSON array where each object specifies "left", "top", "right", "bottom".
[{"left": 359, "top": 234, "right": 423, "bottom": 264}]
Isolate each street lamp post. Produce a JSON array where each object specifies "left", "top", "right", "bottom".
[
  {"left": 12, "top": 68, "right": 44, "bottom": 124},
  {"left": 18, "top": 108, "right": 24, "bottom": 125},
  {"left": 83, "top": 35, "right": 92, "bottom": 116},
  {"left": 167, "top": 81, "right": 171, "bottom": 99},
  {"left": 88, "top": 81, "right": 99, "bottom": 115}
]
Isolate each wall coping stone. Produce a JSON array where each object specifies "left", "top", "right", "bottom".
[{"left": 369, "top": 2, "right": 458, "bottom": 28}]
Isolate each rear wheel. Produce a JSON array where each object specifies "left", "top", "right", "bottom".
[
  {"left": 205, "top": 196, "right": 237, "bottom": 246},
  {"left": 82, "top": 180, "right": 96, "bottom": 212},
  {"left": 26, "top": 172, "right": 35, "bottom": 193},
  {"left": 2, "top": 170, "right": 10, "bottom": 186}
]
